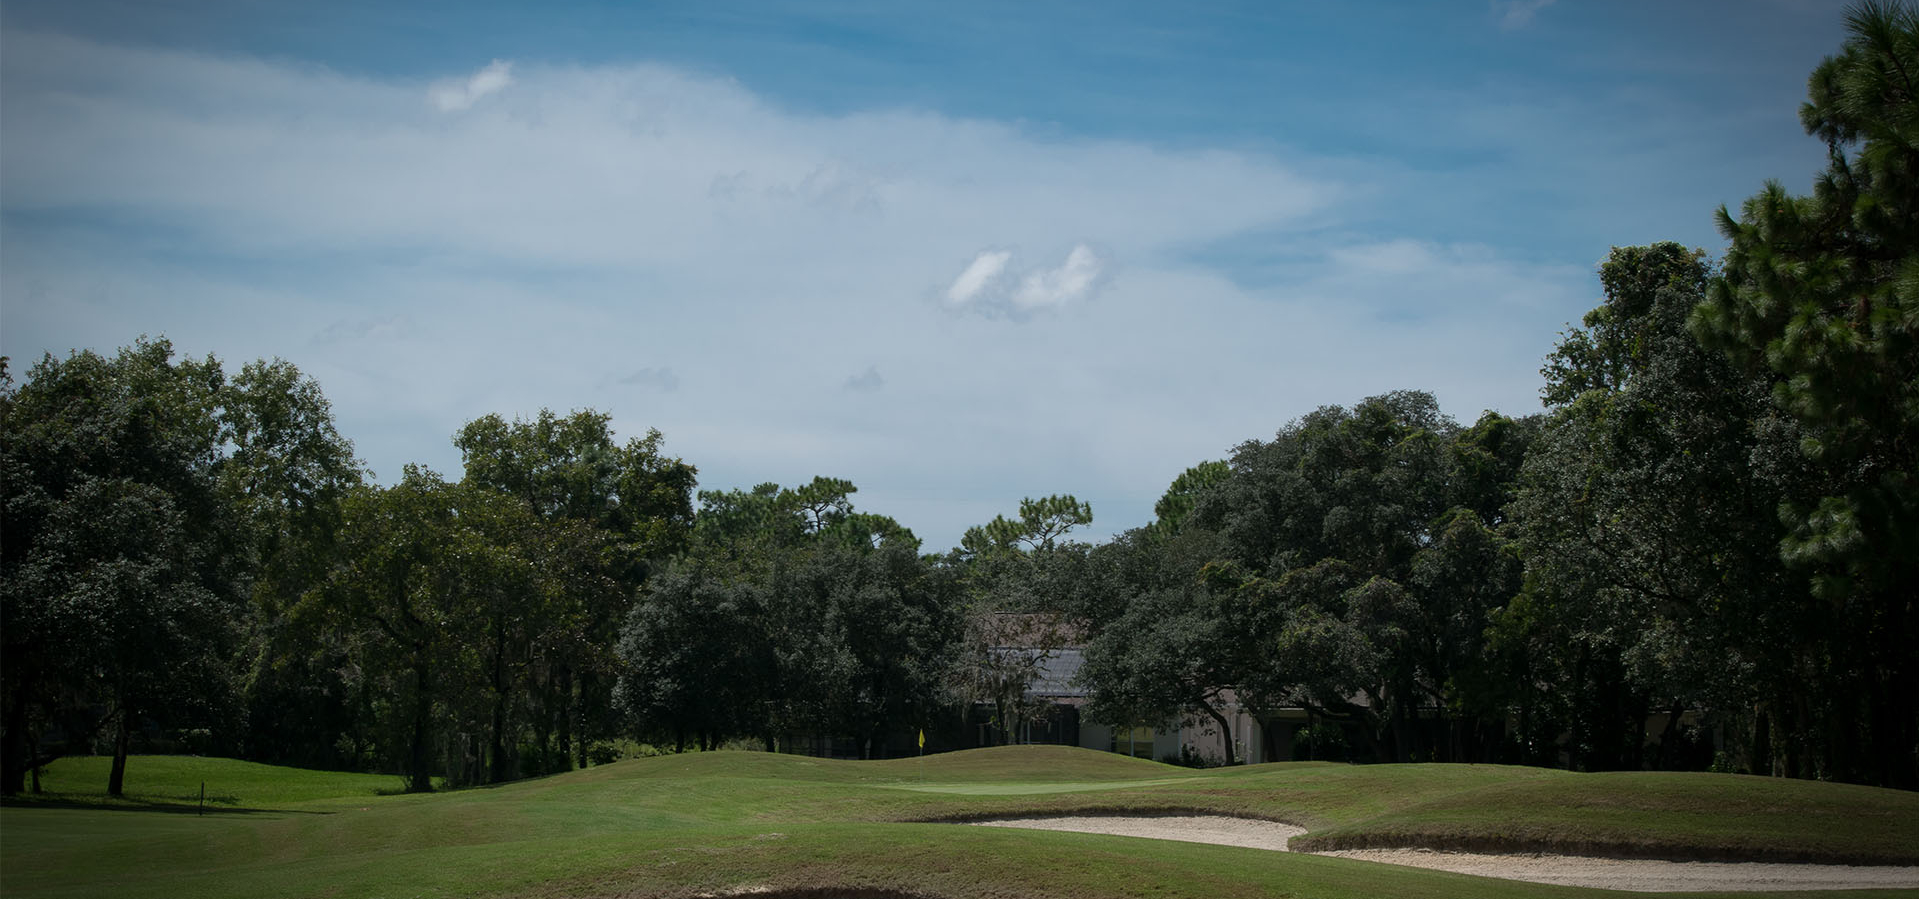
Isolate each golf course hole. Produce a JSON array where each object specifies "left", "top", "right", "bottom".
[{"left": 963, "top": 815, "right": 1919, "bottom": 892}]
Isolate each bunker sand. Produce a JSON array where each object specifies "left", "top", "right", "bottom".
[{"left": 971, "top": 815, "right": 1919, "bottom": 893}]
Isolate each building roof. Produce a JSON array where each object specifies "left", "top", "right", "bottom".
[{"left": 1029, "top": 647, "right": 1087, "bottom": 698}]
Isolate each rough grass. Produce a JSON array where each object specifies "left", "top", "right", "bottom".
[{"left": 4, "top": 748, "right": 1917, "bottom": 899}]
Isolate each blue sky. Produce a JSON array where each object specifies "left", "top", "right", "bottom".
[{"left": 0, "top": 1, "right": 1849, "bottom": 550}]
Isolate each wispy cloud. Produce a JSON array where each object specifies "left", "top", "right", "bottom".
[
  {"left": 313, "top": 315, "right": 416, "bottom": 344},
  {"left": 843, "top": 366, "right": 884, "bottom": 392},
  {"left": 427, "top": 59, "right": 512, "bottom": 112},
  {"left": 1493, "top": 0, "right": 1556, "bottom": 31},
  {"left": 615, "top": 367, "right": 680, "bottom": 392}
]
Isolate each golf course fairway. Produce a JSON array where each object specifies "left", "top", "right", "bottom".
[{"left": 4, "top": 746, "right": 1917, "bottom": 898}]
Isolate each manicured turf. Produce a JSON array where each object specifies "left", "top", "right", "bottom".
[
  {"left": 1290, "top": 767, "right": 1919, "bottom": 863},
  {"left": 4, "top": 747, "right": 1916, "bottom": 899}
]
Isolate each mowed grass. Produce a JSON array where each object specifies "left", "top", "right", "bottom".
[
  {"left": 1291, "top": 768, "right": 1919, "bottom": 862},
  {"left": 4, "top": 747, "right": 1917, "bottom": 899},
  {"left": 6, "top": 754, "right": 422, "bottom": 810}
]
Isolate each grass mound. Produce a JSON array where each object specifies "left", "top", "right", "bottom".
[
  {"left": 576, "top": 743, "right": 1187, "bottom": 786},
  {"left": 858, "top": 744, "right": 1185, "bottom": 782},
  {"left": 5, "top": 748, "right": 1918, "bottom": 899}
]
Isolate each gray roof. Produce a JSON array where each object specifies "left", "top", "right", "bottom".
[{"left": 1028, "top": 648, "right": 1086, "bottom": 698}]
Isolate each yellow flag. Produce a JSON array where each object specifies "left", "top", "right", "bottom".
[{"left": 918, "top": 729, "right": 926, "bottom": 749}]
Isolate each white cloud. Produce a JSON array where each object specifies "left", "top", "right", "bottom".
[
  {"left": 428, "top": 59, "right": 513, "bottom": 112},
  {"left": 1013, "top": 244, "right": 1103, "bottom": 310},
  {"left": 0, "top": 30, "right": 1593, "bottom": 551},
  {"left": 945, "top": 250, "right": 1011, "bottom": 305},
  {"left": 0, "top": 30, "right": 1336, "bottom": 274},
  {"left": 941, "top": 244, "right": 1107, "bottom": 319}
]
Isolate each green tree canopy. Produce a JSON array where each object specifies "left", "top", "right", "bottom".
[
  {"left": 1, "top": 340, "right": 247, "bottom": 795},
  {"left": 1692, "top": 0, "right": 1919, "bottom": 786},
  {"left": 959, "top": 494, "right": 1093, "bottom": 557},
  {"left": 453, "top": 409, "right": 697, "bottom": 772},
  {"left": 616, "top": 477, "right": 950, "bottom": 757}
]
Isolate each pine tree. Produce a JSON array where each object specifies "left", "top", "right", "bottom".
[{"left": 1693, "top": 0, "right": 1919, "bottom": 787}]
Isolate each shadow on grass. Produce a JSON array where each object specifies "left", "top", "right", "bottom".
[
  {"left": 0, "top": 795, "right": 330, "bottom": 815},
  {"left": 4, "top": 776, "right": 449, "bottom": 813}
]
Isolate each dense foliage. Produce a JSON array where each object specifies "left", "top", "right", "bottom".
[
  {"left": 613, "top": 477, "right": 955, "bottom": 758},
  {"left": 1, "top": 2, "right": 1912, "bottom": 793},
  {"left": 1693, "top": 0, "right": 1919, "bottom": 786}
]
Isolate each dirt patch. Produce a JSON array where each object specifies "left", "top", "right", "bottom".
[{"left": 969, "top": 815, "right": 1919, "bottom": 892}]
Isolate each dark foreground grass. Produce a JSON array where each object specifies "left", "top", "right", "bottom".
[{"left": 4, "top": 748, "right": 1917, "bottom": 899}]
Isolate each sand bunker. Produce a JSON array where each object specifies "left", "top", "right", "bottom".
[
  {"left": 971, "top": 814, "right": 1305, "bottom": 851},
  {"left": 969, "top": 815, "right": 1919, "bottom": 892}
]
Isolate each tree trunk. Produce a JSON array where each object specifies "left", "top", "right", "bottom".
[
  {"left": 27, "top": 720, "right": 45, "bottom": 793},
  {"left": 408, "top": 659, "right": 433, "bottom": 793},
  {"left": 1889, "top": 594, "right": 1918, "bottom": 789},
  {"left": 1, "top": 689, "right": 30, "bottom": 796},
  {"left": 1357, "top": 709, "right": 1390, "bottom": 763},
  {"left": 1752, "top": 704, "right": 1773, "bottom": 776},
  {"left": 573, "top": 669, "right": 592, "bottom": 770},
  {"left": 1628, "top": 693, "right": 1651, "bottom": 771},
  {"left": 1389, "top": 697, "right": 1412, "bottom": 764},
  {"left": 1890, "top": 661, "right": 1919, "bottom": 789},
  {"left": 489, "top": 692, "right": 509, "bottom": 784},
  {"left": 350, "top": 669, "right": 373, "bottom": 770},
  {"left": 1483, "top": 718, "right": 1504, "bottom": 765},
  {"left": 1657, "top": 700, "right": 1684, "bottom": 770},
  {"left": 489, "top": 621, "right": 509, "bottom": 785},
  {"left": 1785, "top": 686, "right": 1808, "bottom": 778},
  {"left": 107, "top": 706, "right": 131, "bottom": 797},
  {"left": 553, "top": 666, "right": 572, "bottom": 772},
  {"left": 1200, "top": 700, "right": 1237, "bottom": 766},
  {"left": 534, "top": 720, "right": 551, "bottom": 777},
  {"left": 1517, "top": 695, "right": 1533, "bottom": 766}
]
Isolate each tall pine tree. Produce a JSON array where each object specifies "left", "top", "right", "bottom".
[{"left": 1694, "top": 1, "right": 1919, "bottom": 787}]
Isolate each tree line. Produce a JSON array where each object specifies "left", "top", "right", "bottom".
[{"left": 2, "top": 1, "right": 1914, "bottom": 793}]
